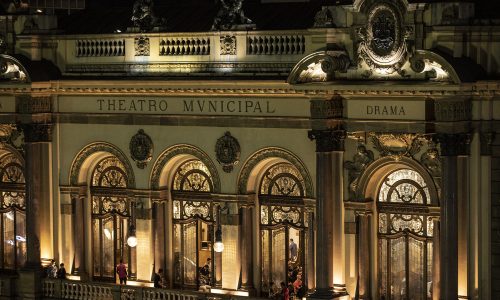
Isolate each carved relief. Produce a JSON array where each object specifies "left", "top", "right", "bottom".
[
  {"left": 344, "top": 144, "right": 374, "bottom": 199},
  {"left": 357, "top": 2, "right": 411, "bottom": 75},
  {"left": 17, "top": 95, "right": 51, "bottom": 114},
  {"left": 129, "top": 129, "right": 153, "bottom": 169},
  {"left": 436, "top": 133, "right": 471, "bottom": 156},
  {"left": 0, "top": 55, "right": 28, "bottom": 82},
  {"left": 310, "top": 95, "right": 344, "bottom": 119},
  {"left": 370, "top": 133, "right": 423, "bottom": 158},
  {"left": 134, "top": 37, "right": 150, "bottom": 56},
  {"left": 131, "top": 0, "right": 166, "bottom": 32},
  {"left": 420, "top": 147, "right": 441, "bottom": 177},
  {"left": 308, "top": 129, "right": 346, "bottom": 152},
  {"left": 19, "top": 123, "right": 53, "bottom": 143},
  {"left": 220, "top": 35, "right": 236, "bottom": 55},
  {"left": 434, "top": 99, "right": 471, "bottom": 121},
  {"left": 215, "top": 132, "right": 240, "bottom": 173}
]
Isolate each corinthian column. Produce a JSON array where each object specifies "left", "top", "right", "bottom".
[
  {"left": 239, "top": 204, "right": 255, "bottom": 294},
  {"left": 308, "top": 129, "right": 348, "bottom": 299},
  {"left": 436, "top": 133, "right": 470, "bottom": 300},
  {"left": 19, "top": 123, "right": 53, "bottom": 299},
  {"left": 72, "top": 189, "right": 87, "bottom": 279},
  {"left": 356, "top": 211, "right": 371, "bottom": 299}
]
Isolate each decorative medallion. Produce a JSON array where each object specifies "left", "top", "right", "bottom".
[
  {"left": 357, "top": 2, "right": 411, "bottom": 75},
  {"left": 220, "top": 35, "right": 236, "bottom": 55},
  {"left": 370, "top": 133, "right": 423, "bottom": 159},
  {"left": 135, "top": 36, "right": 150, "bottom": 56},
  {"left": 129, "top": 129, "right": 153, "bottom": 169},
  {"left": 215, "top": 131, "right": 240, "bottom": 173}
]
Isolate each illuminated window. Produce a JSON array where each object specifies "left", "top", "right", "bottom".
[
  {"left": 259, "top": 162, "right": 309, "bottom": 296},
  {"left": 91, "top": 156, "right": 132, "bottom": 280},
  {"left": 377, "top": 168, "right": 435, "bottom": 299},
  {"left": 172, "top": 159, "right": 215, "bottom": 289},
  {"left": 0, "top": 153, "right": 26, "bottom": 269}
]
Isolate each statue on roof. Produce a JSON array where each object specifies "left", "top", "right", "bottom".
[
  {"left": 131, "top": 0, "right": 165, "bottom": 32},
  {"left": 211, "top": 0, "right": 255, "bottom": 31}
]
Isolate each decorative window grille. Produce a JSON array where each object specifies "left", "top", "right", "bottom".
[
  {"left": 377, "top": 168, "right": 436, "bottom": 299},
  {"left": 0, "top": 153, "right": 26, "bottom": 269},
  {"left": 90, "top": 156, "right": 131, "bottom": 280}
]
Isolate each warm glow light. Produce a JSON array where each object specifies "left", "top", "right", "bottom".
[
  {"left": 5, "top": 211, "right": 14, "bottom": 221},
  {"left": 127, "top": 235, "right": 137, "bottom": 247},
  {"left": 211, "top": 289, "right": 249, "bottom": 296},
  {"left": 213, "top": 241, "right": 224, "bottom": 252},
  {"left": 104, "top": 229, "right": 112, "bottom": 240}
]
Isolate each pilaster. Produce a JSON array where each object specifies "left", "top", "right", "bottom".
[{"left": 239, "top": 203, "right": 255, "bottom": 295}]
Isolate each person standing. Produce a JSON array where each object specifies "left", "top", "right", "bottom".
[
  {"left": 57, "top": 263, "right": 67, "bottom": 279},
  {"left": 154, "top": 268, "right": 164, "bottom": 288},
  {"left": 280, "top": 282, "right": 289, "bottom": 300},
  {"left": 289, "top": 239, "right": 297, "bottom": 262},
  {"left": 116, "top": 260, "right": 128, "bottom": 285}
]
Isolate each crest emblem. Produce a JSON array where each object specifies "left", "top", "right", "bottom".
[
  {"left": 129, "top": 129, "right": 153, "bottom": 169},
  {"left": 215, "top": 132, "right": 240, "bottom": 173},
  {"left": 357, "top": 2, "right": 411, "bottom": 75}
]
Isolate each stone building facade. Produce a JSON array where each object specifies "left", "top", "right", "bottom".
[{"left": 0, "top": 0, "right": 498, "bottom": 299}]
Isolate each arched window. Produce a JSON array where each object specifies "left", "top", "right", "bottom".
[
  {"left": 91, "top": 156, "right": 132, "bottom": 281},
  {"left": 259, "top": 162, "right": 309, "bottom": 296},
  {"left": 0, "top": 153, "right": 26, "bottom": 269},
  {"left": 377, "top": 168, "right": 435, "bottom": 300},
  {"left": 172, "top": 159, "right": 215, "bottom": 289}
]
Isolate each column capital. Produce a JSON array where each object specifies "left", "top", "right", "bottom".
[
  {"left": 480, "top": 132, "right": 495, "bottom": 156},
  {"left": 20, "top": 123, "right": 53, "bottom": 143},
  {"left": 308, "top": 129, "right": 346, "bottom": 152},
  {"left": 435, "top": 133, "right": 471, "bottom": 156}
]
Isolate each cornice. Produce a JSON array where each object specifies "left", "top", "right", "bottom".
[{"left": 0, "top": 81, "right": 498, "bottom": 97}]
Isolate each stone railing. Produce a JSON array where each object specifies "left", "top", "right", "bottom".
[
  {"left": 75, "top": 39, "right": 126, "bottom": 57},
  {"left": 41, "top": 279, "right": 203, "bottom": 300},
  {"left": 159, "top": 37, "right": 211, "bottom": 56},
  {"left": 246, "top": 35, "right": 306, "bottom": 55}
]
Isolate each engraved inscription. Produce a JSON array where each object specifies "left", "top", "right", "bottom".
[{"left": 366, "top": 105, "right": 406, "bottom": 116}]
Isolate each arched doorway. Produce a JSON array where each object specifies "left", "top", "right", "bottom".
[
  {"left": 171, "top": 159, "right": 216, "bottom": 289},
  {"left": 377, "top": 168, "right": 435, "bottom": 300},
  {"left": 259, "top": 162, "right": 310, "bottom": 297},
  {"left": 0, "top": 151, "right": 26, "bottom": 270},
  {"left": 91, "top": 156, "right": 134, "bottom": 281}
]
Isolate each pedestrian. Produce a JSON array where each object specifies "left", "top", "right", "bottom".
[
  {"left": 269, "top": 281, "right": 280, "bottom": 299},
  {"left": 47, "top": 259, "right": 58, "bottom": 278},
  {"left": 57, "top": 263, "right": 67, "bottom": 279},
  {"left": 280, "top": 281, "right": 289, "bottom": 300},
  {"left": 116, "top": 259, "right": 128, "bottom": 285},
  {"left": 289, "top": 239, "right": 297, "bottom": 262},
  {"left": 153, "top": 268, "right": 164, "bottom": 288}
]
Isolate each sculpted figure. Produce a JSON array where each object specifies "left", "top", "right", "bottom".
[
  {"left": 212, "top": 0, "right": 253, "bottom": 31},
  {"left": 131, "top": 0, "right": 165, "bottom": 32}
]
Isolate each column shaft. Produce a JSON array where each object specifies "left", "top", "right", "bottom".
[
  {"left": 357, "top": 213, "right": 371, "bottom": 299},
  {"left": 154, "top": 202, "right": 166, "bottom": 279},
  {"left": 440, "top": 155, "right": 458, "bottom": 300},
  {"left": 240, "top": 206, "right": 254, "bottom": 292},
  {"left": 306, "top": 211, "right": 315, "bottom": 291},
  {"left": 432, "top": 219, "right": 441, "bottom": 300},
  {"left": 72, "top": 194, "right": 86, "bottom": 277}
]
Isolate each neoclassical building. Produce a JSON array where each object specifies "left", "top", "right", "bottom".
[{"left": 0, "top": 0, "right": 498, "bottom": 299}]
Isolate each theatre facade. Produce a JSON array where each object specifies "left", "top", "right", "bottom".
[{"left": 0, "top": 0, "right": 498, "bottom": 299}]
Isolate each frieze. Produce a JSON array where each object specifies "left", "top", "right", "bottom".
[
  {"left": 370, "top": 133, "right": 424, "bottom": 158},
  {"left": 215, "top": 132, "right": 240, "bottom": 173},
  {"left": 129, "top": 129, "right": 153, "bottom": 169},
  {"left": 308, "top": 129, "right": 346, "bottom": 152}
]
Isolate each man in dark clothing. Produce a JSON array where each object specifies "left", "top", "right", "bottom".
[
  {"left": 57, "top": 263, "right": 66, "bottom": 279},
  {"left": 153, "top": 268, "right": 164, "bottom": 288}
]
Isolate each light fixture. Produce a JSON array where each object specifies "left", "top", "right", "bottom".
[
  {"left": 127, "top": 224, "right": 137, "bottom": 247},
  {"left": 213, "top": 228, "right": 224, "bottom": 253},
  {"left": 36, "top": 9, "right": 43, "bottom": 13},
  {"left": 213, "top": 204, "right": 226, "bottom": 253}
]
